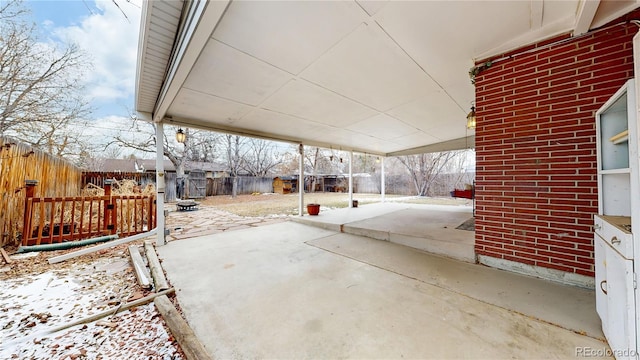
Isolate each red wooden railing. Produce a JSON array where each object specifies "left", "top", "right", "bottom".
[{"left": 22, "top": 180, "right": 156, "bottom": 246}]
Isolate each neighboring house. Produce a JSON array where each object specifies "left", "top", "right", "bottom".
[
  {"left": 273, "top": 174, "right": 349, "bottom": 193},
  {"left": 101, "top": 158, "right": 175, "bottom": 174},
  {"left": 89, "top": 159, "right": 229, "bottom": 201},
  {"left": 178, "top": 161, "right": 229, "bottom": 179},
  {"left": 307, "top": 174, "right": 348, "bottom": 193},
  {"left": 100, "top": 159, "right": 227, "bottom": 178}
]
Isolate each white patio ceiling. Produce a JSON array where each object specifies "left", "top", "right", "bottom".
[{"left": 135, "top": 0, "right": 639, "bottom": 156}]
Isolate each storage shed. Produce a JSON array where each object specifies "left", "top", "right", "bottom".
[
  {"left": 273, "top": 176, "right": 298, "bottom": 194},
  {"left": 308, "top": 175, "right": 347, "bottom": 192}
]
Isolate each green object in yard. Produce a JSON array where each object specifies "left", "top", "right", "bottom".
[{"left": 17, "top": 234, "right": 119, "bottom": 253}]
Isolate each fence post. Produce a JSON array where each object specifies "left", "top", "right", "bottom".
[
  {"left": 150, "top": 194, "right": 156, "bottom": 230},
  {"left": 103, "top": 179, "right": 116, "bottom": 235},
  {"left": 22, "top": 180, "right": 38, "bottom": 246}
]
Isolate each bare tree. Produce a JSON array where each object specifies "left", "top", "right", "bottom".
[
  {"left": 0, "top": 0, "right": 91, "bottom": 156},
  {"left": 77, "top": 145, "right": 123, "bottom": 171},
  {"left": 76, "top": 154, "right": 105, "bottom": 172},
  {"left": 241, "top": 138, "right": 282, "bottom": 176},
  {"left": 396, "top": 151, "right": 463, "bottom": 196},
  {"left": 108, "top": 118, "right": 190, "bottom": 178},
  {"left": 108, "top": 116, "right": 225, "bottom": 181},
  {"left": 304, "top": 147, "right": 336, "bottom": 192},
  {"left": 187, "top": 131, "right": 218, "bottom": 163},
  {"left": 432, "top": 149, "right": 475, "bottom": 195},
  {"left": 0, "top": 0, "right": 26, "bottom": 22},
  {"left": 352, "top": 154, "right": 380, "bottom": 174},
  {"left": 273, "top": 150, "right": 300, "bottom": 175},
  {"left": 15, "top": 114, "right": 91, "bottom": 158},
  {"left": 223, "top": 135, "right": 246, "bottom": 198}
]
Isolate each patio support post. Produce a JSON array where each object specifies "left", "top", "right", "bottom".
[
  {"left": 348, "top": 150, "right": 353, "bottom": 208},
  {"left": 381, "top": 157, "right": 386, "bottom": 203},
  {"left": 155, "top": 122, "right": 166, "bottom": 246},
  {"left": 298, "top": 144, "right": 304, "bottom": 216}
]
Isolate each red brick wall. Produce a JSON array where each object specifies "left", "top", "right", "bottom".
[{"left": 474, "top": 23, "right": 637, "bottom": 277}]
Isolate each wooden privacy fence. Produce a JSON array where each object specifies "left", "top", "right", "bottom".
[
  {"left": 82, "top": 171, "right": 177, "bottom": 203},
  {"left": 0, "top": 137, "right": 83, "bottom": 247},
  {"left": 82, "top": 171, "right": 157, "bottom": 188},
  {"left": 207, "top": 176, "right": 273, "bottom": 196},
  {"left": 187, "top": 170, "right": 206, "bottom": 198},
  {"left": 22, "top": 180, "right": 156, "bottom": 246}
]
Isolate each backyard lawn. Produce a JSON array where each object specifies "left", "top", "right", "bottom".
[{"left": 198, "top": 193, "right": 472, "bottom": 217}]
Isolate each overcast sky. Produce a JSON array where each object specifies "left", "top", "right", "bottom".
[{"left": 28, "top": 0, "right": 143, "bottom": 145}]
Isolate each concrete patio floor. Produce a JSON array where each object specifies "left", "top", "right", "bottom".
[{"left": 157, "top": 206, "right": 609, "bottom": 359}]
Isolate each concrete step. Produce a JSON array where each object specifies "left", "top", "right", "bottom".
[
  {"left": 291, "top": 217, "right": 342, "bottom": 232},
  {"left": 342, "top": 223, "right": 475, "bottom": 262},
  {"left": 291, "top": 205, "right": 476, "bottom": 263}
]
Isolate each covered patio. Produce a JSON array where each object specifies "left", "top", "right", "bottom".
[
  {"left": 134, "top": 0, "right": 638, "bottom": 283},
  {"left": 135, "top": 0, "right": 640, "bottom": 357},
  {"left": 157, "top": 217, "right": 605, "bottom": 359}
]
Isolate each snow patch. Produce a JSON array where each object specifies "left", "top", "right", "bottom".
[{"left": 0, "top": 257, "right": 182, "bottom": 359}]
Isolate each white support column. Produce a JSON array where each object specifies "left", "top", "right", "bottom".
[
  {"left": 298, "top": 144, "right": 304, "bottom": 216},
  {"left": 155, "top": 122, "right": 166, "bottom": 246},
  {"left": 381, "top": 157, "right": 386, "bottom": 203},
  {"left": 348, "top": 150, "right": 354, "bottom": 208}
]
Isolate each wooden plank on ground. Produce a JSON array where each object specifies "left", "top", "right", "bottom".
[
  {"left": 46, "top": 288, "right": 175, "bottom": 335},
  {"left": 0, "top": 248, "right": 12, "bottom": 264},
  {"left": 154, "top": 295, "right": 212, "bottom": 360},
  {"left": 144, "top": 241, "right": 170, "bottom": 291},
  {"left": 128, "top": 245, "right": 152, "bottom": 289}
]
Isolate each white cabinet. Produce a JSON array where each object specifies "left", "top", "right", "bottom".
[
  {"left": 595, "top": 78, "right": 639, "bottom": 360},
  {"left": 594, "top": 235, "right": 608, "bottom": 333},
  {"left": 595, "top": 235, "right": 636, "bottom": 356},
  {"left": 595, "top": 215, "right": 633, "bottom": 260},
  {"left": 604, "top": 239, "right": 636, "bottom": 356},
  {"left": 596, "top": 80, "right": 634, "bottom": 218}
]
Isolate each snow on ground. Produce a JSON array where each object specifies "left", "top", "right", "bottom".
[{"left": 0, "top": 253, "right": 183, "bottom": 359}]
